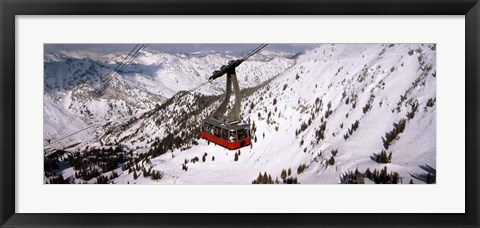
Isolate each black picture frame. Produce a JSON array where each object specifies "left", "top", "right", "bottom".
[{"left": 1, "top": 0, "right": 479, "bottom": 227}]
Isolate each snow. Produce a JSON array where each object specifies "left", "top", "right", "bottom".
[{"left": 44, "top": 44, "right": 436, "bottom": 184}]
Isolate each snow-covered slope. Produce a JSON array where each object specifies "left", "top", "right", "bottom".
[
  {"left": 43, "top": 48, "right": 294, "bottom": 146},
  {"left": 44, "top": 44, "right": 436, "bottom": 184}
]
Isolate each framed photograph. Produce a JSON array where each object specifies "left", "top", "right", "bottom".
[{"left": 1, "top": 0, "right": 479, "bottom": 227}]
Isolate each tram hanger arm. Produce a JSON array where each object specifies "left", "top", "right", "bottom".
[
  {"left": 207, "top": 44, "right": 268, "bottom": 82},
  {"left": 208, "top": 59, "right": 244, "bottom": 82}
]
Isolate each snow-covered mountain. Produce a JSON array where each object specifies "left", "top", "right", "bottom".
[
  {"left": 44, "top": 44, "right": 436, "bottom": 184},
  {"left": 43, "top": 48, "right": 294, "bottom": 142}
]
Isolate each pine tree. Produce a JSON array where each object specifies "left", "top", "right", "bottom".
[
  {"left": 275, "top": 177, "right": 280, "bottom": 184},
  {"left": 376, "top": 150, "right": 392, "bottom": 163},
  {"left": 379, "top": 166, "right": 388, "bottom": 184},
  {"left": 426, "top": 173, "right": 436, "bottom": 184},
  {"left": 252, "top": 173, "right": 262, "bottom": 184},
  {"left": 365, "top": 168, "right": 372, "bottom": 179},
  {"left": 262, "top": 172, "right": 269, "bottom": 183},
  {"left": 327, "top": 156, "right": 335, "bottom": 166},
  {"left": 133, "top": 169, "right": 138, "bottom": 180},
  {"left": 281, "top": 169, "right": 287, "bottom": 180},
  {"left": 392, "top": 172, "right": 400, "bottom": 184},
  {"left": 297, "top": 164, "right": 307, "bottom": 174}
]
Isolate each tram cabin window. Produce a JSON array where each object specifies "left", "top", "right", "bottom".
[
  {"left": 208, "top": 124, "right": 214, "bottom": 134},
  {"left": 222, "top": 129, "right": 229, "bottom": 140},
  {"left": 214, "top": 126, "right": 221, "bottom": 138},
  {"left": 237, "top": 129, "right": 247, "bottom": 140},
  {"left": 229, "top": 130, "right": 237, "bottom": 142}
]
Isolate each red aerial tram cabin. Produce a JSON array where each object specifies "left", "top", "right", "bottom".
[
  {"left": 200, "top": 44, "right": 266, "bottom": 150},
  {"left": 201, "top": 117, "right": 251, "bottom": 150}
]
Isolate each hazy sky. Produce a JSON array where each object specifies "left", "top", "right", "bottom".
[{"left": 44, "top": 44, "right": 318, "bottom": 54}]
